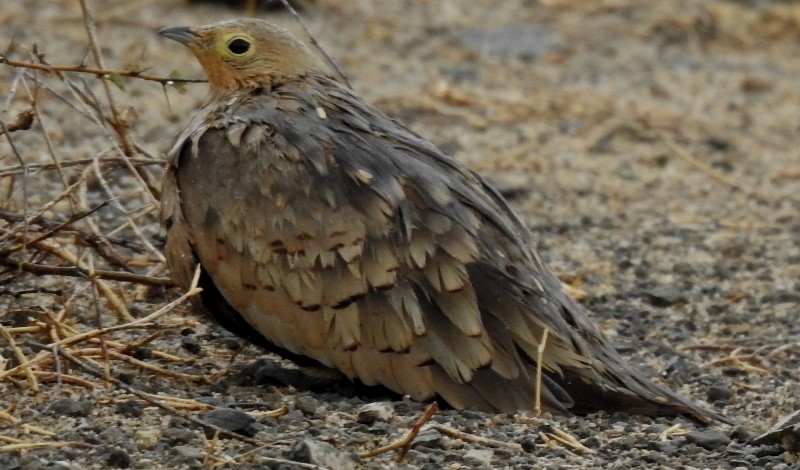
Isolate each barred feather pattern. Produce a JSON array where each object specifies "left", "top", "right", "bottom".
[{"left": 162, "top": 72, "right": 730, "bottom": 423}]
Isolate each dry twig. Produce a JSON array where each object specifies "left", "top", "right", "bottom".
[
  {"left": 0, "top": 410, "right": 54, "bottom": 437},
  {"left": 432, "top": 424, "right": 524, "bottom": 451},
  {"left": 0, "top": 258, "right": 173, "bottom": 287},
  {"left": 0, "top": 55, "right": 204, "bottom": 87},
  {"left": 0, "top": 267, "right": 200, "bottom": 383},
  {"left": 359, "top": 402, "right": 439, "bottom": 461},
  {"left": 0, "top": 438, "right": 91, "bottom": 453},
  {"left": 540, "top": 426, "right": 593, "bottom": 454}
]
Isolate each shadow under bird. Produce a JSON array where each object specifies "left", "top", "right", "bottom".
[{"left": 158, "top": 18, "right": 732, "bottom": 424}]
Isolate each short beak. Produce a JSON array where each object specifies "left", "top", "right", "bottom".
[{"left": 158, "top": 26, "right": 198, "bottom": 45}]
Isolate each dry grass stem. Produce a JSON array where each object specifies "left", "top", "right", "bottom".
[
  {"left": 533, "top": 327, "right": 550, "bottom": 416},
  {"left": 0, "top": 440, "right": 91, "bottom": 453},
  {"left": 0, "top": 410, "right": 55, "bottom": 437},
  {"left": 0, "top": 326, "right": 38, "bottom": 392},
  {"left": 545, "top": 426, "right": 593, "bottom": 454},
  {"left": 659, "top": 423, "right": 688, "bottom": 441}
]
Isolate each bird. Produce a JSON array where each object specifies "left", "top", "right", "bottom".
[{"left": 158, "top": 18, "right": 731, "bottom": 424}]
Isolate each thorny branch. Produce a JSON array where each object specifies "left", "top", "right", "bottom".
[{"left": 0, "top": 54, "right": 205, "bottom": 87}]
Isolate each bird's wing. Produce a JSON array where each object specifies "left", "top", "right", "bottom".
[{"left": 163, "top": 78, "right": 728, "bottom": 420}]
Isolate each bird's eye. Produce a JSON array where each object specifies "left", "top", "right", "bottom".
[{"left": 227, "top": 37, "right": 251, "bottom": 55}]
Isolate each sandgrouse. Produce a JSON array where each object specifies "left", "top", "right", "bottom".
[{"left": 159, "top": 19, "right": 729, "bottom": 423}]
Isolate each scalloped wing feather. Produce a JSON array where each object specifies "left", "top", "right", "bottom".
[{"left": 162, "top": 77, "right": 731, "bottom": 423}]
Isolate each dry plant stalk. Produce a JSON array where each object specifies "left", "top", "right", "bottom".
[
  {"left": 0, "top": 8, "right": 210, "bottom": 447},
  {"left": 533, "top": 327, "right": 550, "bottom": 416},
  {"left": 0, "top": 55, "right": 204, "bottom": 88}
]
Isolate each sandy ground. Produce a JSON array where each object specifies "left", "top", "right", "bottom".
[{"left": 0, "top": 0, "right": 799, "bottom": 468}]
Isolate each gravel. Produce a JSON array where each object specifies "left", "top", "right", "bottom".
[{"left": 1, "top": 0, "right": 798, "bottom": 469}]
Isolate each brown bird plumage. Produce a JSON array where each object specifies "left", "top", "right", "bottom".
[{"left": 159, "top": 19, "right": 730, "bottom": 423}]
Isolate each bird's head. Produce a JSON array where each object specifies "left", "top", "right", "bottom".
[{"left": 159, "top": 18, "right": 325, "bottom": 94}]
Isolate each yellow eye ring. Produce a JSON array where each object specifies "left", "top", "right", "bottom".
[{"left": 226, "top": 36, "right": 252, "bottom": 55}]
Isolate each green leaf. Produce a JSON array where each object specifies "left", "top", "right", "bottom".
[
  {"left": 123, "top": 62, "right": 152, "bottom": 74},
  {"left": 167, "top": 70, "right": 187, "bottom": 93},
  {"left": 107, "top": 73, "right": 125, "bottom": 91}
]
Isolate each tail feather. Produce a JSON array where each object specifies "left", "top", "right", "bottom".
[
  {"left": 561, "top": 367, "right": 736, "bottom": 425},
  {"left": 554, "top": 334, "right": 736, "bottom": 425}
]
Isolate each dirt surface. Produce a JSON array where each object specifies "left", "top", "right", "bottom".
[{"left": 1, "top": 0, "right": 799, "bottom": 469}]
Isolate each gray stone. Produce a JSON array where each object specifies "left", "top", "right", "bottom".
[
  {"left": 106, "top": 447, "right": 131, "bottom": 468},
  {"left": 173, "top": 445, "right": 204, "bottom": 459},
  {"left": 685, "top": 430, "right": 731, "bottom": 450},
  {"left": 520, "top": 435, "right": 537, "bottom": 453},
  {"left": 706, "top": 386, "right": 733, "bottom": 403},
  {"left": 99, "top": 427, "right": 127, "bottom": 444},
  {"left": 412, "top": 429, "right": 443, "bottom": 449},
  {"left": 203, "top": 408, "right": 259, "bottom": 438},
  {"left": 163, "top": 426, "right": 196, "bottom": 444},
  {"left": 464, "top": 448, "right": 494, "bottom": 467},
  {"left": 295, "top": 396, "right": 318, "bottom": 415},
  {"left": 49, "top": 398, "right": 92, "bottom": 417},
  {"left": 288, "top": 439, "right": 357, "bottom": 470},
  {"left": 644, "top": 287, "right": 686, "bottom": 307},
  {"left": 115, "top": 400, "right": 143, "bottom": 418}
]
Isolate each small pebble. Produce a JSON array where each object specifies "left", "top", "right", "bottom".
[
  {"left": 582, "top": 436, "right": 601, "bottom": 448},
  {"left": 685, "top": 430, "right": 731, "bottom": 450},
  {"left": 106, "top": 447, "right": 131, "bottom": 468},
  {"left": 288, "top": 438, "right": 358, "bottom": 470},
  {"left": 412, "top": 429, "right": 443, "bottom": 449},
  {"left": 464, "top": 448, "right": 494, "bottom": 467},
  {"left": 644, "top": 287, "right": 685, "bottom": 307},
  {"left": 49, "top": 398, "right": 92, "bottom": 417},
  {"left": 356, "top": 403, "right": 394, "bottom": 424},
  {"left": 648, "top": 440, "right": 677, "bottom": 454},
  {"left": 163, "top": 427, "right": 196, "bottom": 444},
  {"left": 520, "top": 435, "right": 538, "bottom": 453},
  {"left": 706, "top": 386, "right": 733, "bottom": 403},
  {"left": 203, "top": 408, "right": 259, "bottom": 438},
  {"left": 115, "top": 400, "right": 144, "bottom": 418},
  {"left": 295, "top": 396, "right": 318, "bottom": 415},
  {"left": 280, "top": 409, "right": 305, "bottom": 424},
  {"left": 131, "top": 347, "right": 152, "bottom": 360},
  {"left": 134, "top": 429, "right": 161, "bottom": 450},
  {"left": 180, "top": 336, "right": 202, "bottom": 354},
  {"left": 221, "top": 337, "right": 242, "bottom": 350},
  {"left": 99, "top": 427, "right": 127, "bottom": 444},
  {"left": 173, "top": 445, "right": 204, "bottom": 459}
]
